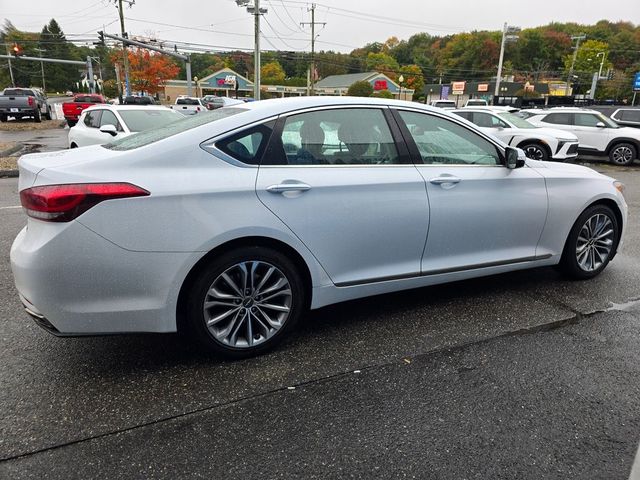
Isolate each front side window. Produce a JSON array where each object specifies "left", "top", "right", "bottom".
[
  {"left": 270, "top": 108, "right": 400, "bottom": 166},
  {"left": 574, "top": 113, "right": 602, "bottom": 127},
  {"left": 398, "top": 110, "right": 501, "bottom": 166},
  {"left": 99, "top": 110, "right": 122, "bottom": 131},
  {"left": 473, "top": 112, "right": 508, "bottom": 128}
]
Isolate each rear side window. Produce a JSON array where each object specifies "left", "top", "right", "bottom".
[
  {"left": 618, "top": 110, "right": 640, "bottom": 122},
  {"left": 542, "top": 113, "right": 572, "bottom": 125},
  {"left": 216, "top": 121, "right": 274, "bottom": 165}
]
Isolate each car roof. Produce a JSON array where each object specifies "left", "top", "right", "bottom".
[{"left": 83, "top": 104, "right": 173, "bottom": 112}]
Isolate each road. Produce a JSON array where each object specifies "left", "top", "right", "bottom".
[{"left": 0, "top": 160, "right": 639, "bottom": 478}]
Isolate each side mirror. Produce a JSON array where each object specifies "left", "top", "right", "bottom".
[
  {"left": 99, "top": 124, "right": 118, "bottom": 136},
  {"left": 596, "top": 122, "right": 606, "bottom": 128},
  {"left": 505, "top": 146, "right": 525, "bottom": 169}
]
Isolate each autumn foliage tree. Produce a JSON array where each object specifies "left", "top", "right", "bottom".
[{"left": 111, "top": 48, "right": 180, "bottom": 95}]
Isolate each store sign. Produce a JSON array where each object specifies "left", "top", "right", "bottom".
[
  {"left": 452, "top": 81, "right": 466, "bottom": 95},
  {"left": 634, "top": 72, "right": 640, "bottom": 92},
  {"left": 373, "top": 79, "right": 388, "bottom": 91},
  {"left": 224, "top": 75, "right": 237, "bottom": 85},
  {"left": 477, "top": 83, "right": 489, "bottom": 92}
]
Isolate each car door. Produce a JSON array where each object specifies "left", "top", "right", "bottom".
[
  {"left": 393, "top": 108, "right": 548, "bottom": 274},
  {"left": 255, "top": 106, "right": 430, "bottom": 286},
  {"left": 571, "top": 112, "right": 613, "bottom": 151}
]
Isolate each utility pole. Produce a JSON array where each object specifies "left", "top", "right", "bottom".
[
  {"left": 4, "top": 44, "right": 15, "bottom": 87},
  {"left": 34, "top": 48, "right": 46, "bottom": 91},
  {"left": 494, "top": 23, "right": 519, "bottom": 101},
  {"left": 235, "top": 0, "right": 267, "bottom": 100},
  {"left": 565, "top": 34, "right": 586, "bottom": 96},
  {"left": 116, "top": 0, "right": 134, "bottom": 96},
  {"left": 301, "top": 4, "right": 326, "bottom": 96}
]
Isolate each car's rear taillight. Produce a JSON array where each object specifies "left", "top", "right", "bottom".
[
  {"left": 28, "top": 96, "right": 34, "bottom": 107},
  {"left": 20, "top": 183, "right": 150, "bottom": 222}
]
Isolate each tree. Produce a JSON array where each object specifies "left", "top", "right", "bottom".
[
  {"left": 261, "top": 61, "right": 286, "bottom": 83},
  {"left": 400, "top": 64, "right": 424, "bottom": 98},
  {"left": 365, "top": 52, "right": 400, "bottom": 80},
  {"left": 39, "top": 19, "right": 80, "bottom": 92},
  {"left": 347, "top": 80, "right": 373, "bottom": 97},
  {"left": 112, "top": 48, "right": 180, "bottom": 95},
  {"left": 371, "top": 89, "right": 394, "bottom": 99},
  {"left": 563, "top": 39, "right": 612, "bottom": 80}
]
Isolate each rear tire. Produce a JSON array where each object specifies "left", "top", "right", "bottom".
[
  {"left": 519, "top": 142, "right": 549, "bottom": 161},
  {"left": 70, "top": 143, "right": 78, "bottom": 149},
  {"left": 185, "top": 247, "right": 306, "bottom": 359},
  {"left": 609, "top": 142, "right": 636, "bottom": 166},
  {"left": 0, "top": 114, "right": 6, "bottom": 122},
  {"left": 44, "top": 107, "right": 52, "bottom": 120},
  {"left": 33, "top": 109, "right": 42, "bottom": 123},
  {"left": 67, "top": 119, "right": 76, "bottom": 128},
  {"left": 559, "top": 204, "right": 619, "bottom": 280}
]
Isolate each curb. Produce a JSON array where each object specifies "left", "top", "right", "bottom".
[
  {"left": 0, "top": 169, "right": 19, "bottom": 178},
  {"left": 0, "top": 144, "right": 22, "bottom": 157}
]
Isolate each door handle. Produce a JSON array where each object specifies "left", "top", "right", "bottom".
[
  {"left": 266, "top": 182, "right": 311, "bottom": 193},
  {"left": 429, "top": 176, "right": 461, "bottom": 185}
]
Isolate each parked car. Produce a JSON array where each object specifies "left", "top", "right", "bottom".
[
  {"left": 62, "top": 94, "right": 106, "bottom": 127},
  {"left": 464, "top": 99, "right": 489, "bottom": 107},
  {"left": 523, "top": 107, "right": 640, "bottom": 165},
  {"left": 11, "top": 97, "right": 627, "bottom": 358},
  {"left": 430, "top": 99, "right": 457, "bottom": 109},
  {"left": 68, "top": 104, "right": 183, "bottom": 148},
  {"left": 453, "top": 108, "right": 579, "bottom": 161},
  {"left": 609, "top": 108, "right": 640, "bottom": 129},
  {"left": 123, "top": 95, "right": 157, "bottom": 105},
  {"left": 0, "top": 87, "right": 52, "bottom": 122},
  {"left": 171, "top": 96, "right": 207, "bottom": 115},
  {"left": 202, "top": 95, "right": 244, "bottom": 110}
]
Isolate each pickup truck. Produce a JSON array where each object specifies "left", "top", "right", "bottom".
[
  {"left": 0, "top": 87, "right": 52, "bottom": 122},
  {"left": 62, "top": 94, "right": 106, "bottom": 127},
  {"left": 170, "top": 96, "right": 206, "bottom": 115}
]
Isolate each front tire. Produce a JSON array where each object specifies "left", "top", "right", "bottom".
[
  {"left": 559, "top": 204, "right": 619, "bottom": 279},
  {"left": 519, "top": 142, "right": 549, "bottom": 161},
  {"left": 185, "top": 247, "right": 306, "bottom": 358},
  {"left": 609, "top": 143, "right": 636, "bottom": 166}
]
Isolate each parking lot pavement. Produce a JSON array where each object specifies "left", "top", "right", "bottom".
[{"left": 0, "top": 161, "right": 639, "bottom": 478}]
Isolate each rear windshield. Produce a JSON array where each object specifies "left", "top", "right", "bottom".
[
  {"left": 434, "top": 101, "right": 455, "bottom": 107},
  {"left": 75, "top": 95, "right": 103, "bottom": 103},
  {"left": 118, "top": 109, "right": 184, "bottom": 132},
  {"left": 3, "top": 89, "right": 34, "bottom": 96},
  {"left": 176, "top": 98, "right": 200, "bottom": 105},
  {"left": 104, "top": 107, "right": 246, "bottom": 151}
]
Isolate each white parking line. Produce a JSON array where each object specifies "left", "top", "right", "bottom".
[
  {"left": 0, "top": 205, "right": 21, "bottom": 210},
  {"left": 630, "top": 442, "right": 640, "bottom": 480}
]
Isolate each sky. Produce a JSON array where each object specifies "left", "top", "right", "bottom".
[{"left": 3, "top": 0, "right": 640, "bottom": 54}]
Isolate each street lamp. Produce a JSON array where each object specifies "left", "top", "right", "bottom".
[
  {"left": 494, "top": 23, "right": 520, "bottom": 102},
  {"left": 235, "top": 0, "right": 267, "bottom": 100},
  {"left": 398, "top": 74, "right": 404, "bottom": 100}
]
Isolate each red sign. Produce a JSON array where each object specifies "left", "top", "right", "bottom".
[
  {"left": 478, "top": 83, "right": 489, "bottom": 92},
  {"left": 374, "top": 80, "right": 388, "bottom": 91}
]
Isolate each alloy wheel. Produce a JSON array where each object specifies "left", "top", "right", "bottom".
[
  {"left": 202, "top": 261, "right": 292, "bottom": 349},
  {"left": 575, "top": 213, "right": 614, "bottom": 272},
  {"left": 522, "top": 145, "right": 545, "bottom": 160},
  {"left": 612, "top": 146, "right": 633, "bottom": 165}
]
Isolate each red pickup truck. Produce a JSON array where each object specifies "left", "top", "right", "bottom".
[{"left": 62, "top": 94, "right": 106, "bottom": 126}]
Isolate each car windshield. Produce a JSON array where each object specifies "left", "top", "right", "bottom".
[
  {"left": 595, "top": 112, "right": 620, "bottom": 128},
  {"left": 104, "top": 108, "right": 246, "bottom": 151},
  {"left": 75, "top": 95, "right": 103, "bottom": 103},
  {"left": 118, "top": 109, "right": 184, "bottom": 132},
  {"left": 498, "top": 112, "right": 536, "bottom": 129}
]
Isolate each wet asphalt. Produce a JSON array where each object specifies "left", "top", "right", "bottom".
[{"left": 0, "top": 154, "right": 639, "bottom": 478}]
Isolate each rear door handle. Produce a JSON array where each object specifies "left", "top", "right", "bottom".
[
  {"left": 429, "top": 176, "right": 461, "bottom": 185},
  {"left": 266, "top": 183, "right": 311, "bottom": 193}
]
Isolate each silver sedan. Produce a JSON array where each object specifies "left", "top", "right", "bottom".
[{"left": 11, "top": 97, "right": 628, "bottom": 358}]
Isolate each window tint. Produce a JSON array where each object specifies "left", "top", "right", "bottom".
[
  {"left": 99, "top": 110, "right": 122, "bottom": 131},
  {"left": 398, "top": 110, "right": 501, "bottom": 166},
  {"left": 619, "top": 110, "right": 640, "bottom": 122},
  {"left": 454, "top": 111, "right": 473, "bottom": 121},
  {"left": 542, "top": 113, "right": 572, "bottom": 125},
  {"left": 270, "top": 108, "right": 399, "bottom": 166},
  {"left": 216, "top": 122, "right": 274, "bottom": 165},
  {"left": 473, "top": 112, "right": 508, "bottom": 128},
  {"left": 84, "top": 110, "right": 101, "bottom": 128}
]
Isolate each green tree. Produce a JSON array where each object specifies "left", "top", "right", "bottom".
[
  {"left": 564, "top": 39, "right": 612, "bottom": 78},
  {"left": 261, "top": 60, "right": 286, "bottom": 83},
  {"left": 365, "top": 52, "right": 400, "bottom": 80},
  {"left": 38, "top": 19, "right": 80, "bottom": 92},
  {"left": 347, "top": 80, "right": 373, "bottom": 97},
  {"left": 371, "top": 89, "right": 394, "bottom": 99}
]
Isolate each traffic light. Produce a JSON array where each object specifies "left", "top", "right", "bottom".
[
  {"left": 12, "top": 44, "right": 22, "bottom": 57},
  {"left": 94, "top": 31, "right": 105, "bottom": 46}
]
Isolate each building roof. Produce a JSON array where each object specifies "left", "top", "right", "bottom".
[{"left": 315, "top": 72, "right": 378, "bottom": 89}]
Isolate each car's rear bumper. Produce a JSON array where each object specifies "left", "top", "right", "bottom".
[{"left": 10, "top": 220, "right": 197, "bottom": 335}]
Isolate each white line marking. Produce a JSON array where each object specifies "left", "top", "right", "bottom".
[
  {"left": 629, "top": 442, "right": 640, "bottom": 480},
  {"left": 0, "top": 205, "right": 21, "bottom": 210}
]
